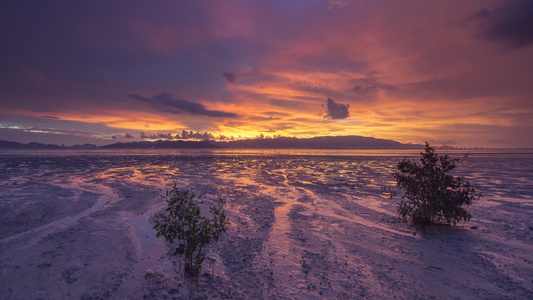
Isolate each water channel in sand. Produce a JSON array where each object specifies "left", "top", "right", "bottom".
[{"left": 111, "top": 203, "right": 167, "bottom": 299}]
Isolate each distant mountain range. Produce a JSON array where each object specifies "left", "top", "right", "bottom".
[
  {"left": 0, "top": 136, "right": 418, "bottom": 150},
  {"left": 0, "top": 140, "right": 99, "bottom": 149},
  {"left": 212, "top": 136, "right": 411, "bottom": 149}
]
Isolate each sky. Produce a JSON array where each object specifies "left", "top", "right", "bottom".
[{"left": 1, "top": 0, "right": 532, "bottom": 147}]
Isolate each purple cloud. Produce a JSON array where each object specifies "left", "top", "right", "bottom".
[
  {"left": 130, "top": 93, "right": 238, "bottom": 118},
  {"left": 474, "top": 0, "right": 533, "bottom": 49},
  {"left": 352, "top": 77, "right": 396, "bottom": 96},
  {"left": 323, "top": 98, "right": 350, "bottom": 120},
  {"left": 222, "top": 72, "right": 237, "bottom": 83}
]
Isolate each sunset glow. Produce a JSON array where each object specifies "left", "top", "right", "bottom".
[{"left": 1, "top": 0, "right": 532, "bottom": 147}]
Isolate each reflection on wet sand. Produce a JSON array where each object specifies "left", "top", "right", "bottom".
[{"left": 0, "top": 150, "right": 532, "bottom": 298}]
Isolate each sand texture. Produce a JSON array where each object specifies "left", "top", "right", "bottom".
[{"left": 1, "top": 151, "right": 532, "bottom": 299}]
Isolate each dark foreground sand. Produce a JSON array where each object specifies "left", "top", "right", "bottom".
[{"left": 0, "top": 153, "right": 532, "bottom": 299}]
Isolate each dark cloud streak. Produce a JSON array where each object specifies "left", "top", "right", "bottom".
[
  {"left": 130, "top": 93, "right": 237, "bottom": 118},
  {"left": 222, "top": 68, "right": 263, "bottom": 83},
  {"left": 352, "top": 77, "right": 396, "bottom": 96},
  {"left": 352, "top": 86, "right": 375, "bottom": 95}
]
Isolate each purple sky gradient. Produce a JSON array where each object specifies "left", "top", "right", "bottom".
[{"left": 1, "top": 0, "right": 532, "bottom": 147}]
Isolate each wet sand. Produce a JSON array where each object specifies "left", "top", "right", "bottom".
[{"left": 0, "top": 152, "right": 532, "bottom": 299}]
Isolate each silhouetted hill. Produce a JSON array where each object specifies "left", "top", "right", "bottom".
[
  {"left": 0, "top": 136, "right": 416, "bottom": 150},
  {"left": 70, "top": 144, "right": 98, "bottom": 149},
  {"left": 216, "top": 136, "right": 411, "bottom": 149},
  {"left": 100, "top": 136, "right": 411, "bottom": 149},
  {"left": 0, "top": 140, "right": 63, "bottom": 149}
]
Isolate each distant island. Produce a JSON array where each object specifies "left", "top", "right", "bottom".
[{"left": 0, "top": 136, "right": 418, "bottom": 150}]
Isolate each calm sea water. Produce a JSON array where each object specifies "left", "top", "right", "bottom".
[{"left": 1, "top": 148, "right": 532, "bottom": 157}]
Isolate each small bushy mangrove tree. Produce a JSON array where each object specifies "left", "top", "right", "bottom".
[
  {"left": 392, "top": 143, "right": 482, "bottom": 226},
  {"left": 153, "top": 185, "right": 228, "bottom": 277}
]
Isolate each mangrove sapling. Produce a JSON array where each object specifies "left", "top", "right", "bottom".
[
  {"left": 391, "top": 143, "right": 482, "bottom": 226},
  {"left": 153, "top": 185, "right": 229, "bottom": 277}
]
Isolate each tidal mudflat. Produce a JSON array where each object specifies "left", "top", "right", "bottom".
[{"left": 0, "top": 149, "right": 532, "bottom": 299}]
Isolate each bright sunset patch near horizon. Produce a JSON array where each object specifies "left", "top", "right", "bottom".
[{"left": 1, "top": 0, "right": 532, "bottom": 147}]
